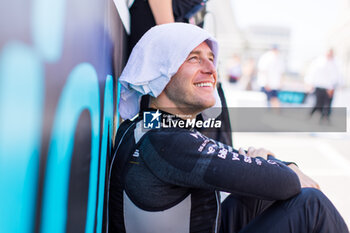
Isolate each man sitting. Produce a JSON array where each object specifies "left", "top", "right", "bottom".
[{"left": 108, "top": 23, "right": 348, "bottom": 233}]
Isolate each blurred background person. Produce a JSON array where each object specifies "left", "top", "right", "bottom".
[
  {"left": 257, "top": 45, "right": 285, "bottom": 107},
  {"left": 227, "top": 54, "right": 242, "bottom": 83},
  {"left": 305, "top": 48, "right": 343, "bottom": 121},
  {"left": 241, "top": 58, "right": 256, "bottom": 91}
]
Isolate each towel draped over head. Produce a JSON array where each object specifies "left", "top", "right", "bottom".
[{"left": 119, "top": 23, "right": 221, "bottom": 120}]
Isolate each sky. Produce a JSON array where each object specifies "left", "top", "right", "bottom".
[{"left": 230, "top": 0, "right": 344, "bottom": 72}]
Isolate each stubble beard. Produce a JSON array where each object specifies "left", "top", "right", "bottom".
[{"left": 165, "top": 88, "right": 212, "bottom": 116}]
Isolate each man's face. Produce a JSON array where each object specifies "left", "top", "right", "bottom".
[{"left": 163, "top": 42, "right": 217, "bottom": 113}]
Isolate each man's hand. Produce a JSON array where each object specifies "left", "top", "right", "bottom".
[
  {"left": 288, "top": 164, "right": 320, "bottom": 190},
  {"left": 239, "top": 147, "right": 274, "bottom": 160}
]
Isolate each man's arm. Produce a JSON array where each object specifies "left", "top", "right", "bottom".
[{"left": 139, "top": 129, "right": 301, "bottom": 201}]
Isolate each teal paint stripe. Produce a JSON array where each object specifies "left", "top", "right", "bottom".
[
  {"left": 96, "top": 75, "right": 113, "bottom": 233},
  {"left": 116, "top": 80, "right": 121, "bottom": 129},
  {"left": 40, "top": 63, "right": 100, "bottom": 233},
  {"left": 0, "top": 42, "right": 43, "bottom": 233}
]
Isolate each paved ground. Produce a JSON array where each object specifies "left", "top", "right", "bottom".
[{"left": 222, "top": 82, "right": 350, "bottom": 227}]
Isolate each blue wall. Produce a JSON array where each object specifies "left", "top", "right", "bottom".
[{"left": 0, "top": 0, "right": 127, "bottom": 232}]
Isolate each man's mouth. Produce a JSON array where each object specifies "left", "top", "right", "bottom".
[{"left": 194, "top": 82, "right": 214, "bottom": 87}]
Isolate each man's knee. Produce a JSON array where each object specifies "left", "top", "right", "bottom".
[
  {"left": 294, "top": 188, "right": 349, "bottom": 232},
  {"left": 298, "top": 188, "right": 324, "bottom": 200},
  {"left": 289, "top": 187, "right": 345, "bottom": 221},
  {"left": 290, "top": 188, "right": 327, "bottom": 208}
]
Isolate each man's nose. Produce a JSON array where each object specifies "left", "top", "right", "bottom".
[{"left": 201, "top": 58, "right": 216, "bottom": 74}]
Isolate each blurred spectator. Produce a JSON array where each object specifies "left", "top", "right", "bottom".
[
  {"left": 257, "top": 45, "right": 285, "bottom": 107},
  {"left": 241, "top": 58, "right": 256, "bottom": 91},
  {"left": 305, "top": 49, "right": 343, "bottom": 121},
  {"left": 227, "top": 54, "right": 242, "bottom": 83}
]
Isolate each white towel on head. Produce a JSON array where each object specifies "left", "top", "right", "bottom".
[{"left": 119, "top": 22, "right": 221, "bottom": 120}]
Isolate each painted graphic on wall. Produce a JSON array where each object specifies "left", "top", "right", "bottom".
[{"left": 0, "top": 0, "right": 127, "bottom": 232}]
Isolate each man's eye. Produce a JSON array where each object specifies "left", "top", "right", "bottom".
[{"left": 188, "top": 56, "right": 199, "bottom": 62}]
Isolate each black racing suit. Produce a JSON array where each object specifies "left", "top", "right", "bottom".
[{"left": 108, "top": 115, "right": 301, "bottom": 233}]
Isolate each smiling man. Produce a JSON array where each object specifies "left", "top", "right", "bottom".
[
  {"left": 150, "top": 42, "right": 216, "bottom": 116},
  {"left": 108, "top": 23, "right": 348, "bottom": 233}
]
